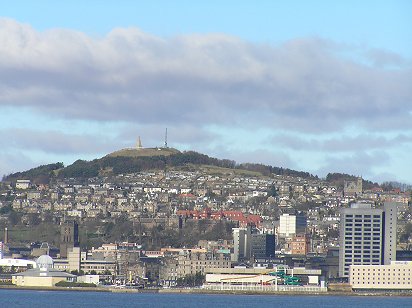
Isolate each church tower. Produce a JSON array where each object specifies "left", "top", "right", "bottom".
[
  {"left": 60, "top": 221, "right": 79, "bottom": 258},
  {"left": 357, "top": 176, "right": 363, "bottom": 194}
]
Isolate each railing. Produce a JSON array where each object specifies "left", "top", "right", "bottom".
[{"left": 203, "top": 284, "right": 327, "bottom": 293}]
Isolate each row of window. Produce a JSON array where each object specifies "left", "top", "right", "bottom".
[
  {"left": 345, "top": 259, "right": 380, "bottom": 263},
  {"left": 346, "top": 214, "right": 381, "bottom": 218},
  {"left": 345, "top": 237, "right": 381, "bottom": 242},
  {"left": 345, "top": 242, "right": 380, "bottom": 246},
  {"left": 345, "top": 226, "right": 381, "bottom": 230},
  {"left": 353, "top": 268, "right": 411, "bottom": 272},
  {"left": 353, "top": 281, "right": 412, "bottom": 285},
  {"left": 345, "top": 214, "right": 381, "bottom": 218}
]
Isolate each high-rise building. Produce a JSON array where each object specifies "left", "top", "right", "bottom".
[
  {"left": 232, "top": 227, "right": 251, "bottom": 262},
  {"left": 250, "top": 234, "right": 275, "bottom": 259},
  {"left": 60, "top": 221, "right": 79, "bottom": 259},
  {"left": 338, "top": 202, "right": 397, "bottom": 277},
  {"left": 383, "top": 202, "right": 397, "bottom": 265},
  {"left": 279, "top": 212, "right": 307, "bottom": 238}
]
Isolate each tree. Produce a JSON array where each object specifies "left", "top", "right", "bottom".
[
  {"left": 27, "top": 213, "right": 41, "bottom": 226},
  {"left": 176, "top": 272, "right": 205, "bottom": 287},
  {"left": 8, "top": 210, "right": 21, "bottom": 226},
  {"left": 197, "top": 220, "right": 208, "bottom": 234},
  {"left": 267, "top": 185, "right": 278, "bottom": 198},
  {"left": 400, "top": 223, "right": 412, "bottom": 243},
  {"left": 0, "top": 204, "right": 12, "bottom": 215}
]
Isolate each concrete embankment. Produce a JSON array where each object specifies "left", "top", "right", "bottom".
[
  {"left": 0, "top": 285, "right": 105, "bottom": 292},
  {"left": 2, "top": 284, "right": 411, "bottom": 296}
]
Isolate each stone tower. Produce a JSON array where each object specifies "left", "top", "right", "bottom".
[{"left": 60, "top": 221, "right": 79, "bottom": 258}]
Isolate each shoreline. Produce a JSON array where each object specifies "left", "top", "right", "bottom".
[{"left": 1, "top": 285, "right": 412, "bottom": 296}]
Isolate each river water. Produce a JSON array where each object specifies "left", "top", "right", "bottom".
[{"left": 0, "top": 289, "right": 411, "bottom": 307}]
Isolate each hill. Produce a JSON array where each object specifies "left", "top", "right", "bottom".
[
  {"left": 2, "top": 162, "right": 64, "bottom": 184},
  {"left": 2, "top": 148, "right": 318, "bottom": 183}
]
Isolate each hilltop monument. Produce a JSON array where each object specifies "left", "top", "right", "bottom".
[{"left": 136, "top": 136, "right": 143, "bottom": 150}]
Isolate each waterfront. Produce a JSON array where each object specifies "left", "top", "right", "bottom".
[{"left": 0, "top": 289, "right": 412, "bottom": 308}]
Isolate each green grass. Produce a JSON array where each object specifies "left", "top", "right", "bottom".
[
  {"left": 107, "top": 147, "right": 180, "bottom": 158},
  {"left": 0, "top": 223, "right": 59, "bottom": 245},
  {"left": 197, "top": 165, "right": 265, "bottom": 177}
]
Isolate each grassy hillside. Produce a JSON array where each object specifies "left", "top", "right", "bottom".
[
  {"left": 3, "top": 148, "right": 317, "bottom": 182},
  {"left": 108, "top": 147, "right": 180, "bottom": 158}
]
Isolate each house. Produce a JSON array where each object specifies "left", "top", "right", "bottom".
[{"left": 16, "top": 180, "right": 31, "bottom": 190}]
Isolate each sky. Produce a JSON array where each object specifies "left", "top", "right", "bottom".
[{"left": 0, "top": 0, "right": 411, "bottom": 184}]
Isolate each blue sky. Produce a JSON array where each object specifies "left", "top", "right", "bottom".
[{"left": 0, "top": 0, "right": 411, "bottom": 184}]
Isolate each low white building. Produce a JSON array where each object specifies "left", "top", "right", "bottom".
[
  {"left": 0, "top": 258, "right": 37, "bottom": 270},
  {"left": 350, "top": 261, "right": 412, "bottom": 290}
]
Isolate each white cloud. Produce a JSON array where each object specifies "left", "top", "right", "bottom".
[
  {"left": 271, "top": 133, "right": 412, "bottom": 152},
  {"left": 315, "top": 151, "right": 391, "bottom": 181},
  {"left": 0, "top": 18, "right": 411, "bottom": 131},
  {"left": 0, "top": 18, "right": 411, "bottom": 183},
  {"left": 0, "top": 128, "right": 116, "bottom": 154}
]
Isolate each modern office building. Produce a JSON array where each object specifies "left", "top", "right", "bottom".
[
  {"left": 279, "top": 212, "right": 307, "bottom": 238},
  {"left": 250, "top": 234, "right": 275, "bottom": 259},
  {"left": 383, "top": 202, "right": 397, "bottom": 265},
  {"left": 232, "top": 227, "right": 251, "bottom": 262},
  {"left": 339, "top": 202, "right": 397, "bottom": 277}
]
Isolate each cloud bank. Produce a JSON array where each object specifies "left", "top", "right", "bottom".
[{"left": 0, "top": 18, "right": 411, "bottom": 182}]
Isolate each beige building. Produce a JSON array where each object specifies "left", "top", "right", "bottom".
[
  {"left": 12, "top": 268, "right": 76, "bottom": 287},
  {"left": 177, "top": 251, "right": 232, "bottom": 277},
  {"left": 350, "top": 262, "right": 412, "bottom": 290}
]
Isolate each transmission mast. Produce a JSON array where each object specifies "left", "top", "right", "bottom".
[{"left": 164, "top": 128, "right": 168, "bottom": 148}]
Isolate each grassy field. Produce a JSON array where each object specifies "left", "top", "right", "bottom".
[
  {"left": 107, "top": 147, "right": 180, "bottom": 158},
  {"left": 0, "top": 223, "right": 59, "bottom": 246},
  {"left": 197, "top": 165, "right": 266, "bottom": 177}
]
